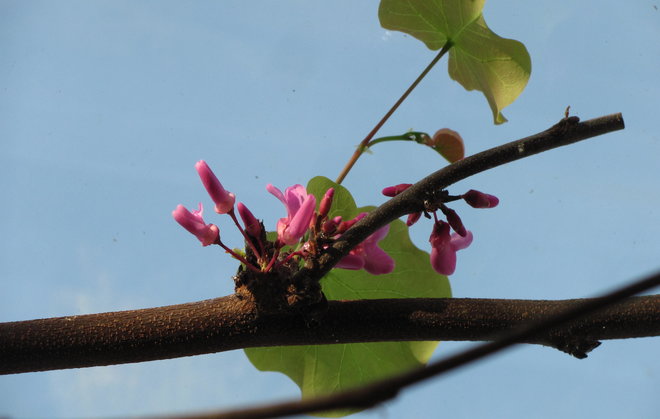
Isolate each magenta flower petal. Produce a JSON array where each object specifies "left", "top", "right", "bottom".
[
  {"left": 450, "top": 230, "right": 473, "bottom": 251},
  {"left": 406, "top": 211, "right": 422, "bottom": 226},
  {"left": 428, "top": 221, "right": 473, "bottom": 275},
  {"left": 267, "top": 184, "right": 308, "bottom": 217},
  {"left": 237, "top": 202, "right": 261, "bottom": 238},
  {"left": 335, "top": 254, "right": 365, "bottom": 270},
  {"left": 429, "top": 221, "right": 451, "bottom": 272},
  {"left": 266, "top": 183, "right": 285, "bottom": 205},
  {"left": 283, "top": 184, "right": 308, "bottom": 216},
  {"left": 362, "top": 243, "right": 395, "bottom": 275},
  {"left": 429, "top": 221, "right": 454, "bottom": 275},
  {"left": 430, "top": 245, "right": 457, "bottom": 275},
  {"left": 429, "top": 220, "right": 450, "bottom": 246},
  {"left": 336, "top": 222, "right": 394, "bottom": 275},
  {"left": 322, "top": 217, "right": 340, "bottom": 234},
  {"left": 268, "top": 183, "right": 316, "bottom": 245},
  {"left": 281, "top": 194, "right": 316, "bottom": 245},
  {"left": 172, "top": 203, "right": 220, "bottom": 246},
  {"left": 318, "top": 188, "right": 335, "bottom": 218},
  {"left": 443, "top": 207, "right": 467, "bottom": 237},
  {"left": 366, "top": 221, "right": 389, "bottom": 243},
  {"left": 435, "top": 230, "right": 473, "bottom": 274},
  {"left": 195, "top": 161, "right": 236, "bottom": 214}
]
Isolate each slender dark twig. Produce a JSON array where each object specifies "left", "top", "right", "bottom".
[
  {"left": 153, "top": 270, "right": 660, "bottom": 419},
  {"left": 307, "top": 113, "right": 625, "bottom": 282}
]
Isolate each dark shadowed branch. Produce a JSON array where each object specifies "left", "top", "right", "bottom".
[{"left": 307, "top": 113, "right": 625, "bottom": 282}]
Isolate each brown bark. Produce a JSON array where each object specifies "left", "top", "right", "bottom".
[{"left": 2, "top": 295, "right": 659, "bottom": 375}]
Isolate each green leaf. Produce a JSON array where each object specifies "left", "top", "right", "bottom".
[
  {"left": 245, "top": 176, "right": 451, "bottom": 417},
  {"left": 379, "top": 0, "right": 531, "bottom": 124}
]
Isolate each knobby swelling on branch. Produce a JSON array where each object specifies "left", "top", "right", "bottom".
[{"left": 0, "top": 113, "right": 629, "bottom": 376}]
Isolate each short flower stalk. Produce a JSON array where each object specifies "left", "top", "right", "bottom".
[
  {"left": 173, "top": 161, "right": 395, "bottom": 311},
  {"left": 174, "top": 160, "right": 498, "bottom": 307}
]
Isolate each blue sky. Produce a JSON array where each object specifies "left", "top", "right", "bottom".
[{"left": 1, "top": 1, "right": 659, "bottom": 418}]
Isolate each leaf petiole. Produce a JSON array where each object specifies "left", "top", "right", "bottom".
[
  {"left": 335, "top": 42, "right": 453, "bottom": 184},
  {"left": 366, "top": 132, "right": 431, "bottom": 149}
]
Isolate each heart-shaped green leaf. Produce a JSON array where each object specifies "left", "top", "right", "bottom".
[
  {"left": 245, "top": 176, "right": 451, "bottom": 417},
  {"left": 379, "top": 0, "right": 531, "bottom": 124}
]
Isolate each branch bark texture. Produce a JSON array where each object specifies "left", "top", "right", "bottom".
[
  {"left": 2, "top": 294, "right": 659, "bottom": 375},
  {"left": 189, "top": 270, "right": 660, "bottom": 419}
]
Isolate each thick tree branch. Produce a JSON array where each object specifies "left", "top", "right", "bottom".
[
  {"left": 169, "top": 270, "right": 660, "bottom": 419},
  {"left": 1, "top": 293, "right": 659, "bottom": 375}
]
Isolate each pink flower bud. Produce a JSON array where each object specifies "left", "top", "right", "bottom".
[
  {"left": 195, "top": 160, "right": 236, "bottom": 214},
  {"left": 318, "top": 188, "right": 335, "bottom": 218},
  {"left": 406, "top": 211, "right": 422, "bottom": 227},
  {"left": 237, "top": 202, "right": 262, "bottom": 238},
  {"left": 382, "top": 183, "right": 413, "bottom": 197},
  {"left": 172, "top": 203, "right": 220, "bottom": 246},
  {"left": 322, "top": 217, "right": 340, "bottom": 235},
  {"left": 463, "top": 189, "right": 499, "bottom": 208},
  {"left": 442, "top": 207, "right": 467, "bottom": 237},
  {"left": 336, "top": 212, "right": 366, "bottom": 234}
]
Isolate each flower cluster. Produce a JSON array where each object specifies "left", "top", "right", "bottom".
[
  {"left": 173, "top": 160, "right": 393, "bottom": 275},
  {"left": 382, "top": 184, "right": 498, "bottom": 275}
]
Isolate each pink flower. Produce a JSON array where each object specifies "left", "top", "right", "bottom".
[
  {"left": 463, "top": 189, "right": 499, "bottom": 209},
  {"left": 172, "top": 203, "right": 220, "bottom": 246},
  {"left": 406, "top": 211, "right": 422, "bottom": 226},
  {"left": 322, "top": 215, "right": 343, "bottom": 235},
  {"left": 441, "top": 206, "right": 467, "bottom": 237},
  {"left": 195, "top": 160, "right": 235, "bottom": 214},
  {"left": 382, "top": 183, "right": 413, "bottom": 197},
  {"left": 267, "top": 184, "right": 316, "bottom": 246},
  {"left": 429, "top": 220, "right": 473, "bottom": 275},
  {"left": 336, "top": 214, "right": 395, "bottom": 275},
  {"left": 318, "top": 188, "right": 335, "bottom": 219},
  {"left": 237, "top": 202, "right": 262, "bottom": 238},
  {"left": 336, "top": 215, "right": 361, "bottom": 234}
]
